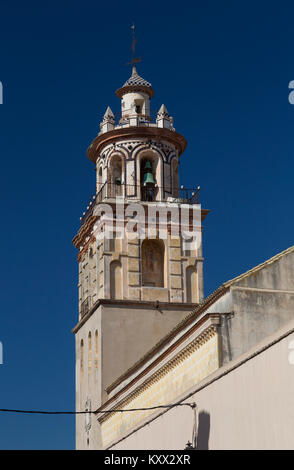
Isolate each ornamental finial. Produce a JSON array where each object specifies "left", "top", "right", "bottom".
[{"left": 127, "top": 23, "right": 141, "bottom": 70}]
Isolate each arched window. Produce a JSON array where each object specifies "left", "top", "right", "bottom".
[
  {"left": 186, "top": 266, "right": 197, "bottom": 303},
  {"left": 108, "top": 155, "right": 123, "bottom": 197},
  {"left": 139, "top": 155, "right": 160, "bottom": 201},
  {"left": 80, "top": 339, "right": 84, "bottom": 383},
  {"left": 94, "top": 330, "right": 98, "bottom": 370},
  {"left": 88, "top": 332, "right": 92, "bottom": 378},
  {"left": 142, "top": 239, "right": 165, "bottom": 287},
  {"left": 97, "top": 166, "right": 103, "bottom": 192},
  {"left": 110, "top": 260, "right": 123, "bottom": 299}
]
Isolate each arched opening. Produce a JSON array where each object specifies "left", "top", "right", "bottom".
[
  {"left": 97, "top": 166, "right": 103, "bottom": 192},
  {"left": 88, "top": 332, "right": 92, "bottom": 378},
  {"left": 94, "top": 330, "right": 98, "bottom": 370},
  {"left": 186, "top": 266, "right": 198, "bottom": 303},
  {"left": 171, "top": 158, "right": 179, "bottom": 197},
  {"left": 108, "top": 155, "right": 124, "bottom": 197},
  {"left": 142, "top": 239, "right": 165, "bottom": 287},
  {"left": 135, "top": 99, "right": 143, "bottom": 115},
  {"left": 80, "top": 339, "right": 84, "bottom": 384},
  {"left": 110, "top": 260, "right": 123, "bottom": 299},
  {"left": 138, "top": 153, "right": 161, "bottom": 201}
]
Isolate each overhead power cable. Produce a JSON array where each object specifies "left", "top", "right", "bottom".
[{"left": 0, "top": 402, "right": 196, "bottom": 416}]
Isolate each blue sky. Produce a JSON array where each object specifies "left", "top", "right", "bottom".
[{"left": 0, "top": 0, "right": 293, "bottom": 449}]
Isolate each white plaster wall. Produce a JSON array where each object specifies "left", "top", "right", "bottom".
[
  {"left": 110, "top": 324, "right": 294, "bottom": 450},
  {"left": 75, "top": 307, "right": 103, "bottom": 450},
  {"left": 121, "top": 92, "right": 150, "bottom": 118}
]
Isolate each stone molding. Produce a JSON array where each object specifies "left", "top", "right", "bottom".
[
  {"left": 87, "top": 127, "right": 187, "bottom": 163},
  {"left": 97, "top": 315, "right": 220, "bottom": 423}
]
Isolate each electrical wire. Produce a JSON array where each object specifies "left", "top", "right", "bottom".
[{"left": 0, "top": 402, "right": 196, "bottom": 415}]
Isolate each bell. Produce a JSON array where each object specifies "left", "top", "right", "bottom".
[
  {"left": 143, "top": 172, "right": 156, "bottom": 185},
  {"left": 144, "top": 161, "right": 152, "bottom": 170}
]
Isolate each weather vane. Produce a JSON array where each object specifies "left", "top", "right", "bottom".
[{"left": 127, "top": 24, "right": 141, "bottom": 68}]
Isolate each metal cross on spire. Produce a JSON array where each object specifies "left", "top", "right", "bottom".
[{"left": 127, "top": 24, "right": 141, "bottom": 71}]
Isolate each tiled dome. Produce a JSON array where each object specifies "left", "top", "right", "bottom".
[
  {"left": 123, "top": 68, "right": 152, "bottom": 88},
  {"left": 116, "top": 66, "right": 154, "bottom": 98}
]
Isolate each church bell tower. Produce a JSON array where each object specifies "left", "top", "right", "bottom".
[{"left": 72, "top": 60, "right": 208, "bottom": 449}]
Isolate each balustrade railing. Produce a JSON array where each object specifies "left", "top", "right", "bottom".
[{"left": 80, "top": 183, "right": 200, "bottom": 225}]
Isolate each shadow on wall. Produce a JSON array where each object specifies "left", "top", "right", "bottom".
[{"left": 196, "top": 411, "right": 210, "bottom": 450}]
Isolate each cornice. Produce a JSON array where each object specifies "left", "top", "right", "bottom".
[
  {"left": 73, "top": 208, "right": 210, "bottom": 251},
  {"left": 87, "top": 126, "right": 187, "bottom": 163},
  {"left": 97, "top": 314, "right": 221, "bottom": 423},
  {"left": 72, "top": 299, "right": 198, "bottom": 335},
  {"left": 72, "top": 215, "right": 97, "bottom": 249},
  {"left": 116, "top": 84, "right": 154, "bottom": 99},
  {"left": 101, "top": 288, "right": 227, "bottom": 394}
]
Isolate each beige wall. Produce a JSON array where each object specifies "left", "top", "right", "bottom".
[
  {"left": 78, "top": 229, "right": 203, "bottom": 313},
  {"left": 110, "top": 322, "right": 294, "bottom": 450},
  {"left": 101, "top": 329, "right": 220, "bottom": 448},
  {"left": 75, "top": 301, "right": 194, "bottom": 450}
]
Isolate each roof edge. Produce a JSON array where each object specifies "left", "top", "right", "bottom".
[
  {"left": 105, "top": 285, "right": 228, "bottom": 394},
  {"left": 223, "top": 245, "right": 294, "bottom": 287}
]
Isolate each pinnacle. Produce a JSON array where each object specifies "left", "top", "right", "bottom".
[
  {"left": 103, "top": 106, "right": 114, "bottom": 118},
  {"left": 158, "top": 104, "right": 169, "bottom": 115}
]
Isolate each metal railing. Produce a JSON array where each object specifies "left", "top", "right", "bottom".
[{"left": 80, "top": 183, "right": 200, "bottom": 225}]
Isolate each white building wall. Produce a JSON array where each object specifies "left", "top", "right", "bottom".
[{"left": 110, "top": 321, "right": 294, "bottom": 450}]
